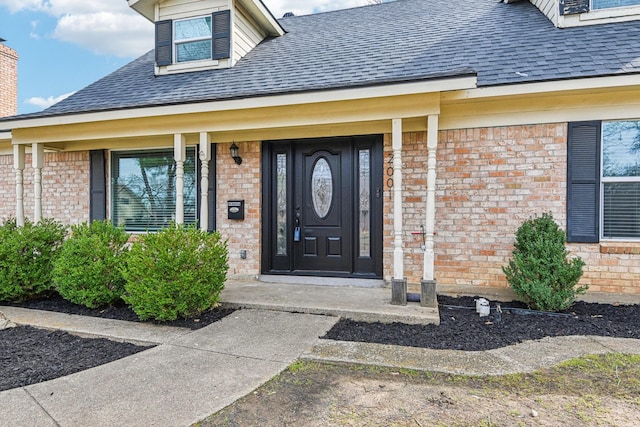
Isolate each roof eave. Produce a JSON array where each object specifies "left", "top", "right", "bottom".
[{"left": 3, "top": 75, "right": 478, "bottom": 130}]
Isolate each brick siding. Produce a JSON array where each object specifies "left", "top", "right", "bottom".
[
  {"left": 0, "top": 151, "right": 90, "bottom": 224},
  {"left": 0, "top": 43, "right": 18, "bottom": 118},
  {"left": 384, "top": 124, "right": 640, "bottom": 295},
  {"left": 216, "top": 142, "right": 262, "bottom": 278}
]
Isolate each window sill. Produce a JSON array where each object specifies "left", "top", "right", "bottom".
[
  {"left": 600, "top": 242, "right": 640, "bottom": 255},
  {"left": 155, "top": 58, "right": 230, "bottom": 76}
]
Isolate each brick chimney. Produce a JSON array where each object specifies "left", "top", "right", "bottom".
[{"left": 0, "top": 39, "right": 18, "bottom": 117}]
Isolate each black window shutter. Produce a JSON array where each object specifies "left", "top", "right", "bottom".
[
  {"left": 212, "top": 10, "right": 231, "bottom": 60},
  {"left": 208, "top": 144, "right": 217, "bottom": 232},
  {"left": 155, "top": 19, "right": 173, "bottom": 66},
  {"left": 560, "top": 0, "right": 590, "bottom": 15},
  {"left": 567, "top": 121, "right": 601, "bottom": 243},
  {"left": 89, "top": 150, "right": 107, "bottom": 222}
]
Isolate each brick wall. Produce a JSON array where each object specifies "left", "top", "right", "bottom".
[
  {"left": 0, "top": 151, "right": 90, "bottom": 224},
  {"left": 0, "top": 43, "right": 18, "bottom": 117},
  {"left": 216, "top": 142, "right": 261, "bottom": 278},
  {"left": 384, "top": 124, "right": 640, "bottom": 295}
]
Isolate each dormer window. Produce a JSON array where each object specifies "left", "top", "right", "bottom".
[
  {"left": 175, "top": 16, "right": 213, "bottom": 63},
  {"left": 155, "top": 10, "right": 230, "bottom": 68},
  {"left": 592, "top": 0, "right": 640, "bottom": 9}
]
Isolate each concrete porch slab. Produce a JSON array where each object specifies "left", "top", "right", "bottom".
[{"left": 220, "top": 279, "right": 440, "bottom": 325}]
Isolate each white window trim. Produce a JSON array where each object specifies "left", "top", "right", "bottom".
[{"left": 599, "top": 120, "right": 640, "bottom": 242}]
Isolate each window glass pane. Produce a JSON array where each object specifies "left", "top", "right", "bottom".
[
  {"left": 602, "top": 121, "right": 640, "bottom": 178},
  {"left": 359, "top": 149, "right": 371, "bottom": 257},
  {"left": 112, "top": 148, "right": 196, "bottom": 232},
  {"left": 592, "top": 0, "right": 640, "bottom": 9},
  {"left": 603, "top": 182, "right": 640, "bottom": 239},
  {"left": 176, "top": 40, "right": 212, "bottom": 62},
  {"left": 311, "top": 158, "right": 333, "bottom": 219},
  {"left": 175, "top": 16, "right": 212, "bottom": 40},
  {"left": 276, "top": 153, "right": 287, "bottom": 256}
]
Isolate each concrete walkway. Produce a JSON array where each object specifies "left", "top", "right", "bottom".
[{"left": 0, "top": 307, "right": 338, "bottom": 427}]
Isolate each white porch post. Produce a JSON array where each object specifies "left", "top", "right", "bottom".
[
  {"left": 421, "top": 114, "right": 439, "bottom": 307},
  {"left": 199, "top": 132, "right": 211, "bottom": 231},
  {"left": 32, "top": 143, "right": 44, "bottom": 222},
  {"left": 14, "top": 144, "right": 25, "bottom": 226},
  {"left": 174, "top": 134, "right": 186, "bottom": 225},
  {"left": 391, "top": 118, "right": 407, "bottom": 305}
]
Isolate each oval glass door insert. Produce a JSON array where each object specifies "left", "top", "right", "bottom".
[{"left": 311, "top": 158, "right": 333, "bottom": 218}]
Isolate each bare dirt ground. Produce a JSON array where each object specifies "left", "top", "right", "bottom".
[{"left": 200, "top": 357, "right": 640, "bottom": 427}]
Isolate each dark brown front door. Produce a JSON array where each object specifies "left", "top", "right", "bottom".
[{"left": 262, "top": 135, "right": 383, "bottom": 278}]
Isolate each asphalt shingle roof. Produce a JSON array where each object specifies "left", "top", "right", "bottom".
[{"left": 7, "top": 0, "right": 640, "bottom": 120}]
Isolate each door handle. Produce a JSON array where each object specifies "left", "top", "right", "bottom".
[{"left": 294, "top": 217, "right": 301, "bottom": 242}]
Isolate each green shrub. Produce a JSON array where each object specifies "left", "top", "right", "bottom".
[
  {"left": 122, "top": 225, "right": 228, "bottom": 321},
  {"left": 52, "top": 220, "right": 129, "bottom": 308},
  {"left": 502, "top": 212, "right": 587, "bottom": 312},
  {"left": 0, "top": 218, "right": 66, "bottom": 302}
]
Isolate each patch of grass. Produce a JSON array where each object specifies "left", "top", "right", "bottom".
[{"left": 197, "top": 354, "right": 640, "bottom": 427}]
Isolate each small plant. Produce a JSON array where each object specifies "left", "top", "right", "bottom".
[
  {"left": 122, "top": 225, "right": 228, "bottom": 321},
  {"left": 502, "top": 212, "right": 587, "bottom": 312},
  {"left": 0, "top": 218, "right": 66, "bottom": 302},
  {"left": 52, "top": 220, "right": 130, "bottom": 308}
]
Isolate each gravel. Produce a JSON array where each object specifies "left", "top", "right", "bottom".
[{"left": 2, "top": 294, "right": 638, "bottom": 392}]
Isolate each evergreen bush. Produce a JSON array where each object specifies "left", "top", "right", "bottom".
[
  {"left": 52, "top": 220, "right": 129, "bottom": 308},
  {"left": 0, "top": 218, "right": 66, "bottom": 302},
  {"left": 502, "top": 212, "right": 587, "bottom": 312},
  {"left": 122, "top": 225, "right": 228, "bottom": 321}
]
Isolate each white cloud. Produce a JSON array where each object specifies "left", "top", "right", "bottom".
[
  {"left": 263, "top": 0, "right": 372, "bottom": 18},
  {"left": 0, "top": 0, "right": 153, "bottom": 58},
  {"left": 25, "top": 91, "right": 75, "bottom": 109},
  {"left": 54, "top": 12, "right": 153, "bottom": 57}
]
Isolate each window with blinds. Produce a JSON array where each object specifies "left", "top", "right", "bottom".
[
  {"left": 602, "top": 121, "right": 640, "bottom": 240},
  {"left": 111, "top": 148, "right": 197, "bottom": 232}
]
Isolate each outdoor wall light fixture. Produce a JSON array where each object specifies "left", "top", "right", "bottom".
[{"left": 230, "top": 143, "right": 242, "bottom": 165}]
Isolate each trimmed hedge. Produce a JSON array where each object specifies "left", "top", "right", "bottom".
[
  {"left": 52, "top": 220, "right": 130, "bottom": 308},
  {"left": 0, "top": 218, "right": 66, "bottom": 302},
  {"left": 122, "top": 225, "right": 228, "bottom": 321}
]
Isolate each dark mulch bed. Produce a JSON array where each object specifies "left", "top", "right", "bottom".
[
  {"left": 0, "top": 326, "right": 152, "bottom": 392},
  {"left": 7, "top": 294, "right": 236, "bottom": 330},
  {"left": 323, "top": 295, "right": 640, "bottom": 351},
  {"left": 0, "top": 295, "right": 235, "bottom": 392},
  {"left": 2, "top": 294, "right": 639, "bottom": 392}
]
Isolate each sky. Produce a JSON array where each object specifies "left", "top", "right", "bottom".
[{"left": 0, "top": 0, "right": 380, "bottom": 115}]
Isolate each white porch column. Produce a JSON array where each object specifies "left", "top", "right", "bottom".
[
  {"left": 391, "top": 118, "right": 407, "bottom": 305},
  {"left": 199, "top": 132, "right": 211, "bottom": 231},
  {"left": 174, "top": 134, "right": 186, "bottom": 225},
  {"left": 32, "top": 143, "right": 44, "bottom": 222},
  {"left": 14, "top": 144, "right": 25, "bottom": 226},
  {"left": 421, "top": 114, "right": 439, "bottom": 307}
]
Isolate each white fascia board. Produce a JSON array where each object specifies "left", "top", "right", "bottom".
[
  {"left": 127, "top": 0, "right": 155, "bottom": 22},
  {"left": 442, "top": 74, "right": 640, "bottom": 101},
  {"left": 0, "top": 130, "right": 11, "bottom": 142},
  {"left": 6, "top": 76, "right": 477, "bottom": 130},
  {"left": 238, "top": 0, "right": 285, "bottom": 36}
]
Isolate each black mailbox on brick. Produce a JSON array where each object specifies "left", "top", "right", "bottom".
[{"left": 227, "top": 200, "right": 244, "bottom": 220}]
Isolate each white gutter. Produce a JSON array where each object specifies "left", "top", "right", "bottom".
[{"left": 442, "top": 74, "right": 640, "bottom": 101}]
